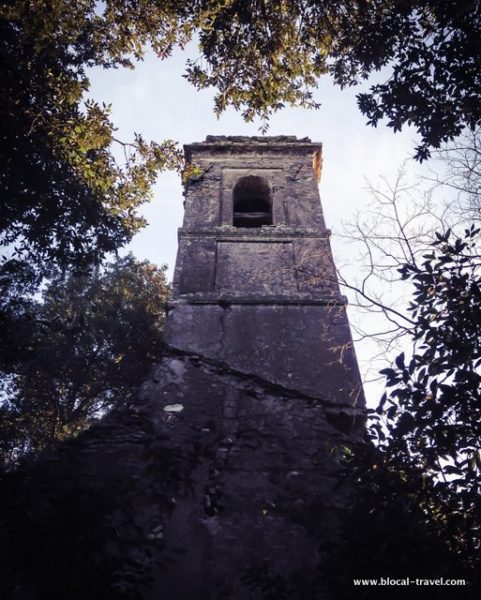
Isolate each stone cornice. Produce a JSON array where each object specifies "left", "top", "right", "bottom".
[
  {"left": 168, "top": 296, "right": 348, "bottom": 306},
  {"left": 184, "top": 136, "right": 322, "bottom": 161},
  {"left": 177, "top": 227, "right": 332, "bottom": 240}
]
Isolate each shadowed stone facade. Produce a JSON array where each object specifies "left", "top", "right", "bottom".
[
  {"left": 142, "top": 350, "right": 363, "bottom": 599},
  {"left": 0, "top": 136, "right": 365, "bottom": 600},
  {"left": 145, "top": 136, "right": 366, "bottom": 597}
]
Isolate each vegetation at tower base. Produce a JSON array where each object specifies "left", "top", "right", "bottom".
[
  {"left": 0, "top": 255, "right": 169, "bottom": 470},
  {"left": 0, "top": 380, "right": 199, "bottom": 600},
  {"left": 322, "top": 443, "right": 479, "bottom": 600}
]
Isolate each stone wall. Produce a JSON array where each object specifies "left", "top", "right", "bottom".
[
  {"left": 141, "top": 350, "right": 363, "bottom": 598},
  {"left": 0, "top": 349, "right": 362, "bottom": 599}
]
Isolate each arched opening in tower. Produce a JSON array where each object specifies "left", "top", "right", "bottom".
[{"left": 233, "top": 176, "right": 272, "bottom": 227}]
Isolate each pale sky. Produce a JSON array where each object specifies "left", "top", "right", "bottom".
[{"left": 88, "top": 45, "right": 438, "bottom": 406}]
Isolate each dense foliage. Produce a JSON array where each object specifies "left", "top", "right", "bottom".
[
  {"left": 1, "top": 1, "right": 182, "bottom": 287},
  {"left": 0, "top": 255, "right": 169, "bottom": 469},
  {"left": 187, "top": 0, "right": 481, "bottom": 161},
  {"left": 322, "top": 227, "right": 481, "bottom": 598},
  {"left": 378, "top": 227, "right": 481, "bottom": 500}
]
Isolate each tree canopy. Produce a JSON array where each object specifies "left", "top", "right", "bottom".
[
  {"left": 1, "top": 1, "right": 183, "bottom": 291},
  {"left": 0, "top": 255, "right": 169, "bottom": 469},
  {"left": 185, "top": 0, "right": 481, "bottom": 160}
]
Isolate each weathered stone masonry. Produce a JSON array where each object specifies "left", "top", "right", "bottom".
[
  {"left": 165, "top": 136, "right": 364, "bottom": 403},
  {"left": 142, "top": 136, "right": 366, "bottom": 598}
]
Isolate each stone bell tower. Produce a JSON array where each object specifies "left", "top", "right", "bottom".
[
  {"left": 145, "top": 136, "right": 366, "bottom": 598},
  {"left": 164, "top": 135, "right": 363, "bottom": 404}
]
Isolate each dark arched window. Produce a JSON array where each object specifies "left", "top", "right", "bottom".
[{"left": 233, "top": 176, "right": 272, "bottom": 227}]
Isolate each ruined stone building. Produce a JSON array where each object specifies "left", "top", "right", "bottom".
[
  {"left": 0, "top": 136, "right": 365, "bottom": 600},
  {"left": 143, "top": 135, "right": 365, "bottom": 597}
]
